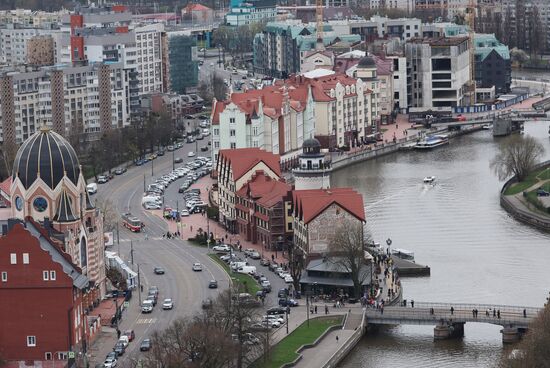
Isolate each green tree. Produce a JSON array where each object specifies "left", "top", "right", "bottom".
[{"left": 490, "top": 135, "right": 545, "bottom": 182}]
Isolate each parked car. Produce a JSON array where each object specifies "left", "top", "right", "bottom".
[
  {"left": 208, "top": 280, "right": 218, "bottom": 288},
  {"left": 141, "top": 300, "right": 154, "bottom": 313},
  {"left": 118, "top": 335, "right": 129, "bottom": 348},
  {"left": 123, "top": 329, "right": 135, "bottom": 342},
  {"left": 200, "top": 146, "right": 209, "bottom": 152},
  {"left": 103, "top": 357, "right": 117, "bottom": 368},
  {"left": 249, "top": 251, "right": 261, "bottom": 259},
  {"left": 536, "top": 188, "right": 550, "bottom": 196},
  {"left": 174, "top": 157, "right": 183, "bottom": 163},
  {"left": 213, "top": 244, "right": 231, "bottom": 252},
  {"left": 143, "top": 202, "right": 161, "bottom": 210},
  {"left": 97, "top": 175, "right": 108, "bottom": 184},
  {"left": 279, "top": 298, "right": 299, "bottom": 307},
  {"left": 192, "top": 262, "right": 203, "bottom": 271},
  {"left": 153, "top": 267, "right": 165, "bottom": 275},
  {"left": 188, "top": 151, "right": 196, "bottom": 157},
  {"left": 113, "top": 342, "right": 125, "bottom": 356},
  {"left": 140, "top": 338, "right": 152, "bottom": 352},
  {"left": 267, "top": 307, "right": 286, "bottom": 315},
  {"left": 260, "top": 258, "right": 270, "bottom": 266}
]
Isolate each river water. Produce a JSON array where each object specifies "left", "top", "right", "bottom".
[{"left": 333, "top": 121, "right": 550, "bottom": 368}]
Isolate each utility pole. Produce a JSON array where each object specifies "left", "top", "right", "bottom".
[
  {"left": 143, "top": 174, "right": 146, "bottom": 192},
  {"left": 130, "top": 241, "right": 134, "bottom": 265},
  {"left": 137, "top": 264, "right": 142, "bottom": 306},
  {"left": 116, "top": 222, "right": 120, "bottom": 256},
  {"left": 172, "top": 148, "right": 175, "bottom": 170},
  {"left": 151, "top": 155, "right": 154, "bottom": 177},
  {"left": 195, "top": 120, "right": 198, "bottom": 153}
]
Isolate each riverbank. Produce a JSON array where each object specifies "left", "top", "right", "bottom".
[{"left": 500, "top": 161, "right": 550, "bottom": 232}]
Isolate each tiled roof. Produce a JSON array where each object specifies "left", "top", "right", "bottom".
[
  {"left": 218, "top": 148, "right": 281, "bottom": 181},
  {"left": 292, "top": 188, "right": 365, "bottom": 224},
  {"left": 236, "top": 172, "right": 291, "bottom": 208},
  {"left": 185, "top": 3, "right": 211, "bottom": 11}
]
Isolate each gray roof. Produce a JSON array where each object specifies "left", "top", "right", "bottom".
[
  {"left": 53, "top": 189, "right": 79, "bottom": 223},
  {"left": 27, "top": 221, "right": 89, "bottom": 290}
]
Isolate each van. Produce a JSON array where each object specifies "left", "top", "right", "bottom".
[
  {"left": 118, "top": 335, "right": 129, "bottom": 347},
  {"left": 86, "top": 183, "right": 97, "bottom": 194},
  {"left": 230, "top": 261, "right": 248, "bottom": 271},
  {"left": 237, "top": 265, "right": 257, "bottom": 275},
  {"left": 142, "top": 196, "right": 162, "bottom": 205}
]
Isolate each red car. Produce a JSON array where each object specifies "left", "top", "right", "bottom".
[{"left": 124, "top": 329, "right": 135, "bottom": 342}]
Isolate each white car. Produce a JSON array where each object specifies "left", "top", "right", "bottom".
[
  {"left": 213, "top": 244, "right": 231, "bottom": 252},
  {"left": 141, "top": 300, "right": 154, "bottom": 313},
  {"left": 162, "top": 298, "right": 174, "bottom": 310},
  {"left": 143, "top": 202, "right": 161, "bottom": 210},
  {"left": 284, "top": 275, "right": 294, "bottom": 283},
  {"left": 192, "top": 262, "right": 203, "bottom": 271},
  {"left": 103, "top": 357, "right": 117, "bottom": 368},
  {"left": 188, "top": 151, "right": 196, "bottom": 157},
  {"left": 180, "top": 209, "right": 190, "bottom": 217}
]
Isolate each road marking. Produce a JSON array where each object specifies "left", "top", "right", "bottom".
[{"left": 136, "top": 318, "right": 157, "bottom": 324}]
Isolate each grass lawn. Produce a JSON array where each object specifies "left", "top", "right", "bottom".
[
  {"left": 504, "top": 167, "right": 549, "bottom": 195},
  {"left": 258, "top": 315, "right": 344, "bottom": 368},
  {"left": 208, "top": 254, "right": 260, "bottom": 295},
  {"left": 537, "top": 167, "right": 550, "bottom": 181}
]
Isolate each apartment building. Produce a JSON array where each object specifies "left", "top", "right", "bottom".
[
  {"left": 0, "top": 62, "right": 130, "bottom": 144},
  {"left": 226, "top": 0, "right": 277, "bottom": 26},
  {"left": 216, "top": 148, "right": 281, "bottom": 233},
  {"left": 27, "top": 35, "right": 55, "bottom": 66},
  {"left": 135, "top": 23, "right": 164, "bottom": 95},
  {"left": 0, "top": 25, "right": 62, "bottom": 66},
  {"left": 0, "top": 9, "right": 68, "bottom": 27},
  {"left": 164, "top": 31, "right": 199, "bottom": 94},
  {"left": 405, "top": 36, "right": 471, "bottom": 108},
  {"left": 210, "top": 83, "right": 315, "bottom": 163}
]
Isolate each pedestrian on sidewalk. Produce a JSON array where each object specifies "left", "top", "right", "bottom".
[
  {"left": 523, "top": 309, "right": 527, "bottom": 318},
  {"left": 315, "top": 305, "right": 318, "bottom": 314},
  {"left": 472, "top": 309, "right": 476, "bottom": 318},
  {"left": 336, "top": 335, "right": 339, "bottom": 343},
  {"left": 450, "top": 307, "right": 454, "bottom": 315},
  {"left": 497, "top": 310, "right": 501, "bottom": 319},
  {"left": 325, "top": 305, "right": 329, "bottom": 314},
  {"left": 493, "top": 309, "right": 496, "bottom": 318},
  {"left": 411, "top": 300, "right": 414, "bottom": 308}
]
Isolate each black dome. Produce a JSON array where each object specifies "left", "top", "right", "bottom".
[
  {"left": 303, "top": 138, "right": 321, "bottom": 154},
  {"left": 358, "top": 56, "right": 376, "bottom": 68},
  {"left": 12, "top": 128, "right": 81, "bottom": 190}
]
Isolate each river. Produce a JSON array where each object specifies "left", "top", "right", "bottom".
[{"left": 333, "top": 121, "right": 550, "bottom": 368}]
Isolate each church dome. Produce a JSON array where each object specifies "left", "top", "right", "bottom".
[
  {"left": 12, "top": 127, "right": 81, "bottom": 190},
  {"left": 357, "top": 56, "right": 376, "bottom": 68}
]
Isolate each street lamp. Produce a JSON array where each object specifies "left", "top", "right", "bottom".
[
  {"left": 386, "top": 238, "right": 392, "bottom": 256},
  {"left": 277, "top": 235, "right": 283, "bottom": 260}
]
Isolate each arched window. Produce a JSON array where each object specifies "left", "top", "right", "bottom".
[{"left": 80, "top": 237, "right": 87, "bottom": 268}]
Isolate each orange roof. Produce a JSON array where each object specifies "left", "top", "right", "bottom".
[
  {"left": 292, "top": 188, "right": 365, "bottom": 224},
  {"left": 218, "top": 148, "right": 281, "bottom": 181},
  {"left": 236, "top": 172, "right": 291, "bottom": 208},
  {"left": 0, "top": 177, "right": 11, "bottom": 196},
  {"left": 185, "top": 3, "right": 212, "bottom": 11}
]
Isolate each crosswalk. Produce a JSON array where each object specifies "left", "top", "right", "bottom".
[{"left": 136, "top": 318, "right": 157, "bottom": 324}]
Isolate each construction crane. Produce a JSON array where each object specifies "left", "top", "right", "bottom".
[
  {"left": 466, "top": 0, "right": 476, "bottom": 105},
  {"left": 316, "top": 0, "right": 323, "bottom": 45}
]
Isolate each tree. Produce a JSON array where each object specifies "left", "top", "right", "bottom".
[
  {"left": 328, "top": 219, "right": 371, "bottom": 298},
  {"left": 510, "top": 48, "right": 529, "bottom": 65},
  {"left": 96, "top": 199, "right": 119, "bottom": 233},
  {"left": 287, "top": 241, "right": 304, "bottom": 292},
  {"left": 504, "top": 6, "right": 515, "bottom": 49},
  {"left": 106, "top": 267, "right": 127, "bottom": 290},
  {"left": 490, "top": 135, "right": 545, "bottom": 182},
  {"left": 528, "top": 6, "right": 544, "bottom": 58},
  {"left": 501, "top": 304, "right": 550, "bottom": 367},
  {"left": 199, "top": 72, "right": 228, "bottom": 104}
]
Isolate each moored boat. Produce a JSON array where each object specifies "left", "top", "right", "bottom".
[{"left": 414, "top": 135, "right": 449, "bottom": 149}]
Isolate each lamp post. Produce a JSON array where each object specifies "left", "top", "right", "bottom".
[
  {"left": 277, "top": 235, "right": 283, "bottom": 260},
  {"left": 386, "top": 238, "right": 392, "bottom": 256}
]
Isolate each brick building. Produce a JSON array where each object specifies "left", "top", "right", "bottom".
[
  {"left": 235, "top": 172, "right": 292, "bottom": 251},
  {"left": 0, "top": 219, "right": 90, "bottom": 364}
]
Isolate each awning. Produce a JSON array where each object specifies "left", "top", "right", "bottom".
[{"left": 299, "top": 275, "right": 371, "bottom": 288}]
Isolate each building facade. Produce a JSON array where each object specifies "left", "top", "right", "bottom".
[
  {"left": 27, "top": 35, "right": 55, "bottom": 66},
  {"left": 405, "top": 36, "right": 471, "bottom": 108},
  {"left": 216, "top": 148, "right": 281, "bottom": 233},
  {"left": 474, "top": 33, "right": 511, "bottom": 94},
  {"left": 165, "top": 32, "right": 199, "bottom": 94}
]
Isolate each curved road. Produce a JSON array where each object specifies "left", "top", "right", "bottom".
[{"left": 90, "top": 139, "right": 231, "bottom": 363}]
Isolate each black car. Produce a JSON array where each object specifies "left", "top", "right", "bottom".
[
  {"left": 277, "top": 288, "right": 288, "bottom": 298},
  {"left": 266, "top": 307, "right": 286, "bottom": 315},
  {"left": 536, "top": 188, "right": 550, "bottom": 196},
  {"left": 208, "top": 280, "right": 218, "bottom": 289},
  {"left": 279, "top": 298, "right": 299, "bottom": 307},
  {"left": 200, "top": 146, "right": 209, "bottom": 152},
  {"left": 199, "top": 114, "right": 208, "bottom": 119},
  {"left": 153, "top": 267, "right": 165, "bottom": 275},
  {"left": 185, "top": 114, "right": 194, "bottom": 119},
  {"left": 269, "top": 263, "right": 279, "bottom": 272},
  {"left": 140, "top": 338, "right": 152, "bottom": 352},
  {"left": 157, "top": 150, "right": 165, "bottom": 156},
  {"left": 114, "top": 342, "right": 125, "bottom": 356}
]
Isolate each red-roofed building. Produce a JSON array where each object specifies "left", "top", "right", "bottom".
[
  {"left": 210, "top": 84, "right": 315, "bottom": 164},
  {"left": 181, "top": 3, "right": 214, "bottom": 24},
  {"left": 216, "top": 148, "right": 282, "bottom": 233},
  {"left": 235, "top": 172, "right": 292, "bottom": 250},
  {"left": 292, "top": 188, "right": 365, "bottom": 256}
]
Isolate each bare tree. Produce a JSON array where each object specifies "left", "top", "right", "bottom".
[
  {"left": 287, "top": 241, "right": 304, "bottom": 292},
  {"left": 96, "top": 199, "right": 119, "bottom": 233},
  {"left": 490, "top": 135, "right": 545, "bottom": 182},
  {"left": 106, "top": 267, "right": 127, "bottom": 290},
  {"left": 328, "top": 219, "right": 370, "bottom": 298},
  {"left": 501, "top": 304, "right": 550, "bottom": 368}
]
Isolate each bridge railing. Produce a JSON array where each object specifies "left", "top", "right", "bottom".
[{"left": 404, "top": 302, "right": 541, "bottom": 315}]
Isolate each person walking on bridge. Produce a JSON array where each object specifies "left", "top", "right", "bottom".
[
  {"left": 523, "top": 309, "right": 527, "bottom": 318},
  {"left": 450, "top": 306, "right": 454, "bottom": 315},
  {"left": 411, "top": 300, "right": 414, "bottom": 308}
]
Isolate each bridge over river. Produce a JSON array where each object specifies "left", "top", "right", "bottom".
[{"left": 365, "top": 302, "right": 542, "bottom": 343}]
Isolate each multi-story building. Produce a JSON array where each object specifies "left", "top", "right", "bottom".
[
  {"left": 225, "top": 0, "right": 277, "bottom": 26},
  {"left": 253, "top": 21, "right": 361, "bottom": 77},
  {"left": 210, "top": 83, "right": 315, "bottom": 163},
  {"left": 181, "top": 3, "right": 214, "bottom": 25},
  {"left": 26, "top": 35, "right": 55, "bottom": 66},
  {"left": 0, "top": 25, "right": 62, "bottom": 66},
  {"left": 141, "top": 92, "right": 204, "bottom": 123},
  {"left": 474, "top": 33, "right": 511, "bottom": 94},
  {"left": 235, "top": 172, "right": 292, "bottom": 250},
  {"left": 0, "top": 62, "right": 130, "bottom": 144},
  {"left": 292, "top": 187, "right": 365, "bottom": 257},
  {"left": 405, "top": 36, "right": 471, "bottom": 108},
  {"left": 165, "top": 32, "right": 199, "bottom": 94},
  {"left": 134, "top": 23, "right": 164, "bottom": 95},
  {"left": 0, "top": 9, "right": 69, "bottom": 27},
  {"left": 216, "top": 148, "right": 281, "bottom": 233}
]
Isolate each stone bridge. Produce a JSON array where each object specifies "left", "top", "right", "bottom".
[{"left": 365, "top": 302, "right": 541, "bottom": 343}]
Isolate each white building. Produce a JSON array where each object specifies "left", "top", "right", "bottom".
[
  {"left": 225, "top": 5, "right": 277, "bottom": 26},
  {"left": 134, "top": 23, "right": 164, "bottom": 94}
]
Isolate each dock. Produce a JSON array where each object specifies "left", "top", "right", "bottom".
[{"left": 391, "top": 256, "right": 431, "bottom": 276}]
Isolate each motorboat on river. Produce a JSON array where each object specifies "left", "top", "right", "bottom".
[
  {"left": 423, "top": 176, "right": 436, "bottom": 184},
  {"left": 414, "top": 134, "right": 449, "bottom": 149},
  {"left": 391, "top": 248, "right": 415, "bottom": 261}
]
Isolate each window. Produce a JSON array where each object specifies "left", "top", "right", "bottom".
[
  {"left": 50, "top": 271, "right": 56, "bottom": 281},
  {"left": 27, "top": 336, "right": 36, "bottom": 347},
  {"left": 10, "top": 253, "right": 16, "bottom": 264},
  {"left": 1, "top": 272, "right": 6, "bottom": 282},
  {"left": 43, "top": 271, "right": 49, "bottom": 281},
  {"left": 230, "top": 142, "right": 236, "bottom": 149},
  {"left": 230, "top": 129, "right": 235, "bottom": 136},
  {"left": 23, "top": 253, "right": 29, "bottom": 264},
  {"left": 45, "top": 352, "right": 52, "bottom": 360},
  {"left": 229, "top": 117, "right": 235, "bottom": 124}
]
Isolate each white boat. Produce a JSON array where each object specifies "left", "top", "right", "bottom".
[
  {"left": 423, "top": 176, "right": 436, "bottom": 184},
  {"left": 414, "top": 135, "right": 449, "bottom": 150},
  {"left": 481, "top": 124, "right": 492, "bottom": 130},
  {"left": 391, "top": 248, "right": 415, "bottom": 261}
]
